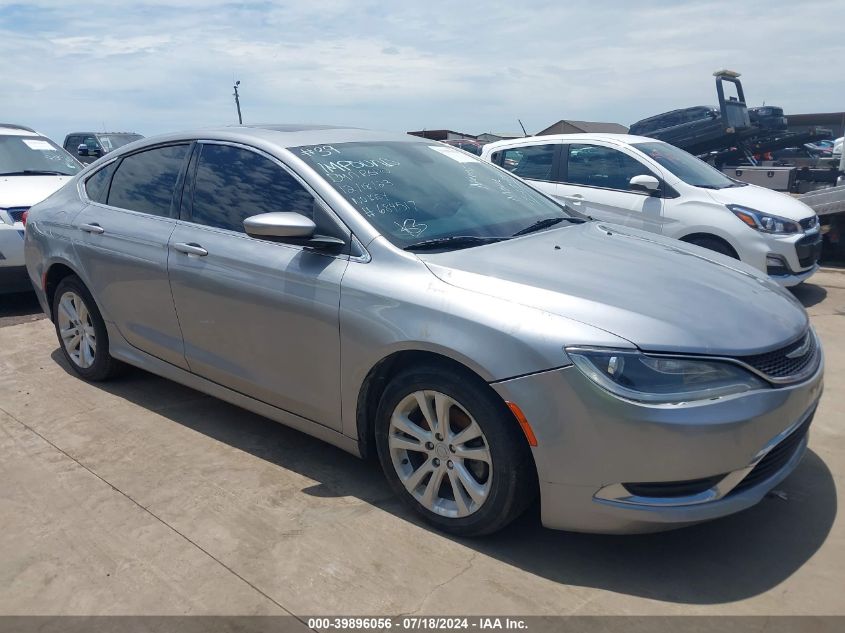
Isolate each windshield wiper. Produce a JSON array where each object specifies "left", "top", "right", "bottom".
[
  {"left": 404, "top": 235, "right": 510, "bottom": 252},
  {"left": 0, "top": 170, "right": 73, "bottom": 176},
  {"left": 512, "top": 216, "right": 580, "bottom": 237}
]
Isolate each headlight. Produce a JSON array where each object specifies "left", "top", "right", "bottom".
[
  {"left": 566, "top": 348, "right": 767, "bottom": 404},
  {"left": 728, "top": 205, "right": 800, "bottom": 234}
]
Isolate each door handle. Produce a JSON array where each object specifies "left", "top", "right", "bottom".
[
  {"left": 79, "top": 223, "right": 105, "bottom": 234},
  {"left": 172, "top": 242, "right": 208, "bottom": 256}
]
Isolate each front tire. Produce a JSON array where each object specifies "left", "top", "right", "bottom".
[
  {"left": 375, "top": 363, "right": 536, "bottom": 536},
  {"left": 53, "top": 275, "right": 122, "bottom": 381}
]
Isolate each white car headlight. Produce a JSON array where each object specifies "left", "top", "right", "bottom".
[
  {"left": 566, "top": 347, "right": 767, "bottom": 404},
  {"left": 728, "top": 204, "right": 801, "bottom": 234}
]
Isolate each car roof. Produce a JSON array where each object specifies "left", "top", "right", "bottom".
[
  {"left": 66, "top": 131, "right": 143, "bottom": 136},
  {"left": 633, "top": 106, "right": 715, "bottom": 122},
  {"left": 0, "top": 123, "right": 38, "bottom": 136},
  {"left": 118, "top": 125, "right": 422, "bottom": 151},
  {"left": 482, "top": 133, "right": 661, "bottom": 150}
]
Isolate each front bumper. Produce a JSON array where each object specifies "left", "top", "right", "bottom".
[
  {"left": 0, "top": 265, "right": 32, "bottom": 293},
  {"left": 768, "top": 264, "right": 817, "bottom": 288},
  {"left": 492, "top": 358, "right": 824, "bottom": 533},
  {"left": 1, "top": 223, "right": 31, "bottom": 292},
  {"left": 755, "top": 230, "right": 821, "bottom": 287}
]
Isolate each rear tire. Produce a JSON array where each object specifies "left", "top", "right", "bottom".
[
  {"left": 684, "top": 235, "right": 738, "bottom": 259},
  {"left": 375, "top": 363, "right": 536, "bottom": 536},
  {"left": 53, "top": 275, "right": 123, "bottom": 381}
]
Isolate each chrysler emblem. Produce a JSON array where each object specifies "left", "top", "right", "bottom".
[{"left": 786, "top": 336, "right": 812, "bottom": 359}]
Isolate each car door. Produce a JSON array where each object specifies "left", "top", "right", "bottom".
[
  {"left": 71, "top": 143, "right": 190, "bottom": 368},
  {"left": 167, "top": 141, "right": 350, "bottom": 430},
  {"left": 493, "top": 143, "right": 560, "bottom": 198},
  {"left": 64, "top": 135, "right": 83, "bottom": 155},
  {"left": 554, "top": 143, "right": 664, "bottom": 233}
]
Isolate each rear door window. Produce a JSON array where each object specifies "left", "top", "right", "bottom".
[
  {"left": 499, "top": 144, "right": 555, "bottom": 181},
  {"left": 107, "top": 144, "right": 189, "bottom": 216},
  {"left": 84, "top": 162, "right": 117, "bottom": 203}
]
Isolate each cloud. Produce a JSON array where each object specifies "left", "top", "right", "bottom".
[{"left": 1, "top": 0, "right": 843, "bottom": 143}]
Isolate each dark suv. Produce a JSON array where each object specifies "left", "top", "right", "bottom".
[
  {"left": 629, "top": 105, "right": 725, "bottom": 151},
  {"left": 629, "top": 72, "right": 753, "bottom": 155},
  {"left": 63, "top": 132, "right": 143, "bottom": 164},
  {"left": 749, "top": 106, "right": 788, "bottom": 132}
]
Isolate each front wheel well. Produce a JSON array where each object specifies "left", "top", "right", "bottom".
[
  {"left": 356, "top": 350, "right": 534, "bottom": 465},
  {"left": 679, "top": 233, "right": 739, "bottom": 259},
  {"left": 44, "top": 263, "right": 78, "bottom": 320},
  {"left": 356, "top": 351, "right": 463, "bottom": 459}
]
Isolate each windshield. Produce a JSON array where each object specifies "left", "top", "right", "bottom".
[
  {"left": 293, "top": 141, "right": 579, "bottom": 248},
  {"left": 0, "top": 135, "right": 82, "bottom": 176},
  {"left": 632, "top": 141, "right": 743, "bottom": 189},
  {"left": 96, "top": 134, "right": 142, "bottom": 152}
]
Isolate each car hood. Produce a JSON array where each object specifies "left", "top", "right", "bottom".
[
  {"left": 0, "top": 175, "right": 71, "bottom": 208},
  {"left": 418, "top": 222, "right": 808, "bottom": 356},
  {"left": 703, "top": 183, "right": 815, "bottom": 221}
]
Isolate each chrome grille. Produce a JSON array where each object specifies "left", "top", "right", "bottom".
[{"left": 739, "top": 331, "right": 819, "bottom": 381}]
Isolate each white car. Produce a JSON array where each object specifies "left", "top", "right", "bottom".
[
  {"left": 1, "top": 123, "right": 82, "bottom": 292},
  {"left": 481, "top": 134, "right": 821, "bottom": 286}
]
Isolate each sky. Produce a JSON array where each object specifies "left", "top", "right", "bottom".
[{"left": 1, "top": 0, "right": 843, "bottom": 144}]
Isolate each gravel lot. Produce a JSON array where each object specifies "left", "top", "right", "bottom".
[{"left": 0, "top": 271, "right": 843, "bottom": 616}]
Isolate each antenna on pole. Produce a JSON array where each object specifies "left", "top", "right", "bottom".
[
  {"left": 518, "top": 119, "right": 528, "bottom": 137},
  {"left": 233, "top": 80, "right": 243, "bottom": 125}
]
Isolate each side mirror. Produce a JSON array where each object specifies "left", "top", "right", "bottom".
[
  {"left": 77, "top": 144, "right": 89, "bottom": 157},
  {"left": 629, "top": 174, "right": 661, "bottom": 195},
  {"left": 244, "top": 212, "right": 316, "bottom": 239},
  {"left": 243, "top": 212, "right": 348, "bottom": 250}
]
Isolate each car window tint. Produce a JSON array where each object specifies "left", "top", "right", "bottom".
[
  {"left": 500, "top": 145, "right": 554, "bottom": 180},
  {"left": 84, "top": 162, "right": 117, "bottom": 203},
  {"left": 107, "top": 144, "right": 188, "bottom": 216},
  {"left": 565, "top": 144, "right": 654, "bottom": 190},
  {"left": 190, "top": 144, "right": 314, "bottom": 232}
]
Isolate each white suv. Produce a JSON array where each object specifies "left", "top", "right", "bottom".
[
  {"left": 1, "top": 124, "right": 82, "bottom": 292},
  {"left": 481, "top": 134, "right": 821, "bottom": 286}
]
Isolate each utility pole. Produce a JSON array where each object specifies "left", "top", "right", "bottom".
[{"left": 233, "top": 80, "right": 243, "bottom": 125}]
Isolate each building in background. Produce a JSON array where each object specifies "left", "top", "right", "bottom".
[
  {"left": 475, "top": 132, "right": 523, "bottom": 143},
  {"left": 536, "top": 119, "right": 628, "bottom": 135},
  {"left": 785, "top": 112, "right": 845, "bottom": 139},
  {"left": 407, "top": 130, "right": 523, "bottom": 143},
  {"left": 406, "top": 129, "right": 476, "bottom": 141}
]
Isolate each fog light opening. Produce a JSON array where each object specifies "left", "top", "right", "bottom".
[{"left": 766, "top": 254, "right": 790, "bottom": 277}]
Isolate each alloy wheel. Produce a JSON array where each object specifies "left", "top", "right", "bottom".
[
  {"left": 57, "top": 291, "right": 97, "bottom": 369},
  {"left": 388, "top": 390, "right": 493, "bottom": 518}
]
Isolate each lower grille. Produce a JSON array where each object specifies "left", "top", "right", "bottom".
[
  {"left": 730, "top": 413, "right": 813, "bottom": 495},
  {"left": 795, "top": 233, "right": 822, "bottom": 268},
  {"left": 623, "top": 474, "right": 726, "bottom": 498}
]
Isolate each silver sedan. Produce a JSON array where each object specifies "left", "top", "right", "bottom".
[{"left": 24, "top": 125, "right": 823, "bottom": 535}]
